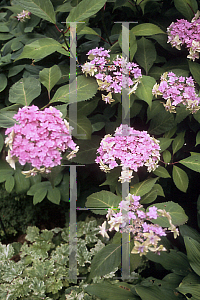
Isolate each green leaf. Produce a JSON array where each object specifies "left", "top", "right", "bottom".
[
  {"left": 179, "top": 155, "right": 200, "bottom": 172},
  {"left": 140, "top": 187, "right": 158, "bottom": 204},
  {"left": 172, "top": 131, "right": 185, "bottom": 154},
  {"left": 196, "top": 131, "right": 200, "bottom": 146},
  {"left": 85, "top": 282, "right": 136, "bottom": 300},
  {"left": 149, "top": 110, "right": 175, "bottom": 135},
  {"left": 86, "top": 191, "right": 121, "bottom": 215},
  {"left": 188, "top": 60, "right": 200, "bottom": 86},
  {"left": 131, "top": 23, "right": 165, "bottom": 36},
  {"left": 67, "top": 115, "right": 92, "bottom": 140},
  {"left": 158, "top": 138, "right": 173, "bottom": 152},
  {"left": 0, "top": 111, "right": 16, "bottom": 128},
  {"left": 66, "top": 0, "right": 106, "bottom": 22},
  {"left": 5, "top": 175, "right": 15, "bottom": 193},
  {"left": 33, "top": 188, "right": 47, "bottom": 205},
  {"left": 47, "top": 186, "right": 61, "bottom": 205},
  {"left": 9, "top": 77, "right": 41, "bottom": 106},
  {"left": 118, "top": 31, "right": 137, "bottom": 61},
  {"left": 135, "top": 75, "right": 156, "bottom": 107},
  {"left": 14, "top": 169, "right": 31, "bottom": 194},
  {"left": 153, "top": 166, "right": 171, "bottom": 178},
  {"left": 151, "top": 201, "right": 188, "bottom": 227},
  {"left": 130, "top": 177, "right": 159, "bottom": 196},
  {"left": 174, "top": 0, "right": 198, "bottom": 20},
  {"left": 15, "top": 38, "right": 65, "bottom": 62},
  {"left": 135, "top": 38, "right": 156, "bottom": 74},
  {"left": 27, "top": 181, "right": 51, "bottom": 195},
  {"left": 135, "top": 285, "right": 172, "bottom": 300},
  {"left": 39, "top": 65, "right": 61, "bottom": 95},
  {"left": 184, "top": 236, "right": 200, "bottom": 276},
  {"left": 177, "top": 275, "right": 200, "bottom": 300},
  {"left": 77, "top": 97, "right": 99, "bottom": 116},
  {"left": 162, "top": 150, "right": 171, "bottom": 164},
  {"left": 147, "top": 249, "right": 190, "bottom": 276},
  {"left": 78, "top": 26, "right": 99, "bottom": 36},
  {"left": 0, "top": 133, "right": 4, "bottom": 152},
  {"left": 50, "top": 75, "right": 98, "bottom": 103},
  {"left": 89, "top": 244, "right": 121, "bottom": 278},
  {"left": 16, "top": 0, "right": 56, "bottom": 24},
  {"left": 172, "top": 165, "right": 189, "bottom": 193},
  {"left": 70, "top": 135, "right": 101, "bottom": 164},
  {"left": 147, "top": 100, "right": 164, "bottom": 122},
  {"left": 58, "top": 173, "right": 69, "bottom": 202},
  {"left": 0, "top": 73, "right": 7, "bottom": 92}
]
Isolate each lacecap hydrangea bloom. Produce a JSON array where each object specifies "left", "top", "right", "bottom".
[
  {"left": 152, "top": 72, "right": 200, "bottom": 113},
  {"left": 95, "top": 124, "right": 160, "bottom": 182},
  {"left": 82, "top": 47, "right": 142, "bottom": 104},
  {"left": 167, "top": 11, "right": 200, "bottom": 61},
  {"left": 5, "top": 105, "right": 79, "bottom": 176},
  {"left": 99, "top": 193, "right": 179, "bottom": 256}
]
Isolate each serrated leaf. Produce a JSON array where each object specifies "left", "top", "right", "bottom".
[
  {"left": 33, "top": 188, "right": 47, "bottom": 205},
  {"left": 135, "top": 75, "right": 156, "bottom": 107},
  {"left": 39, "top": 65, "right": 61, "bottom": 95},
  {"left": 151, "top": 201, "right": 188, "bottom": 227},
  {"left": 172, "top": 131, "right": 185, "bottom": 154},
  {"left": 184, "top": 236, "right": 200, "bottom": 276},
  {"left": 15, "top": 38, "right": 65, "bottom": 62},
  {"left": 153, "top": 166, "right": 171, "bottom": 178},
  {"left": 130, "top": 177, "right": 159, "bottom": 196},
  {"left": 135, "top": 38, "right": 156, "bottom": 74},
  {"left": 86, "top": 191, "right": 121, "bottom": 215},
  {"left": 179, "top": 155, "right": 200, "bottom": 172},
  {"left": 50, "top": 75, "right": 98, "bottom": 103},
  {"left": 16, "top": 0, "right": 56, "bottom": 24},
  {"left": 5, "top": 175, "right": 15, "bottom": 193},
  {"left": 172, "top": 165, "right": 189, "bottom": 193},
  {"left": 9, "top": 77, "right": 41, "bottom": 106},
  {"left": 89, "top": 244, "right": 121, "bottom": 278},
  {"left": 66, "top": 0, "right": 106, "bottom": 22}
]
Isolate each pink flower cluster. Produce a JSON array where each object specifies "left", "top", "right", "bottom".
[
  {"left": 5, "top": 105, "right": 78, "bottom": 176},
  {"left": 95, "top": 124, "right": 160, "bottom": 181},
  {"left": 152, "top": 72, "right": 200, "bottom": 113},
  {"left": 82, "top": 47, "right": 142, "bottom": 103},
  {"left": 99, "top": 193, "right": 179, "bottom": 255},
  {"left": 167, "top": 11, "right": 200, "bottom": 60},
  {"left": 17, "top": 10, "right": 31, "bottom": 22}
]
